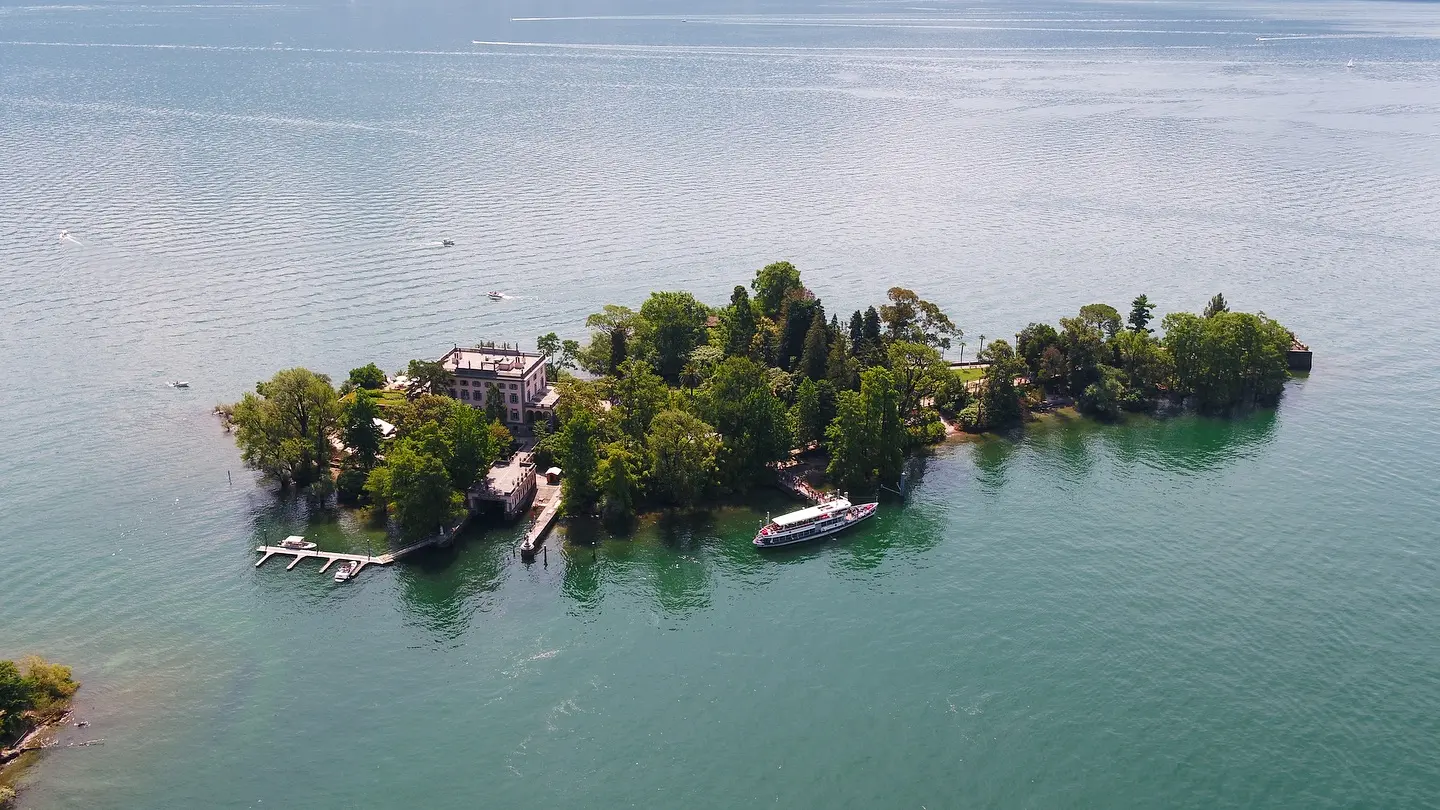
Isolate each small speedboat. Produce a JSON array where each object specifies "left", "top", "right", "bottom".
[
  {"left": 169, "top": 380, "right": 190, "bottom": 388},
  {"left": 279, "top": 535, "right": 317, "bottom": 551},
  {"left": 487, "top": 291, "right": 506, "bottom": 300},
  {"left": 333, "top": 560, "right": 360, "bottom": 582},
  {"left": 441, "top": 239, "right": 455, "bottom": 247}
]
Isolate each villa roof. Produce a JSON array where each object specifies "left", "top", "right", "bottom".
[{"left": 441, "top": 347, "right": 544, "bottom": 378}]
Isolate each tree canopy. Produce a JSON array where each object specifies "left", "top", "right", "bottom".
[
  {"left": 751, "top": 260, "right": 803, "bottom": 319},
  {"left": 344, "top": 363, "right": 387, "bottom": 392},
  {"left": 232, "top": 368, "right": 340, "bottom": 488},
  {"left": 646, "top": 409, "right": 721, "bottom": 507},
  {"left": 699, "top": 357, "right": 792, "bottom": 491},
  {"left": 637, "top": 291, "right": 710, "bottom": 382},
  {"left": 879, "top": 287, "right": 961, "bottom": 349}
]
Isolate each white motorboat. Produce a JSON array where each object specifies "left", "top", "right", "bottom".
[
  {"left": 169, "top": 380, "right": 190, "bottom": 388},
  {"left": 753, "top": 495, "right": 878, "bottom": 549},
  {"left": 333, "top": 560, "right": 360, "bottom": 582},
  {"left": 279, "top": 535, "right": 317, "bottom": 551},
  {"left": 487, "top": 291, "right": 506, "bottom": 300}
]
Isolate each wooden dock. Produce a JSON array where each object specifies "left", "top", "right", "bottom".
[
  {"left": 520, "top": 497, "right": 561, "bottom": 560},
  {"left": 254, "top": 536, "right": 439, "bottom": 579}
]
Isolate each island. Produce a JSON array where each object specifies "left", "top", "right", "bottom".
[{"left": 227, "top": 262, "right": 1303, "bottom": 541}]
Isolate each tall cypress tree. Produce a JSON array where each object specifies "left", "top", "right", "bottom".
[
  {"left": 798, "top": 310, "right": 830, "bottom": 381},
  {"left": 725, "top": 286, "right": 757, "bottom": 357}
]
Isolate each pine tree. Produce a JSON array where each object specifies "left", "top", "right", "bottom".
[
  {"left": 1128, "top": 294, "right": 1156, "bottom": 333},
  {"left": 1203, "top": 293, "right": 1229, "bottom": 318},
  {"left": 848, "top": 310, "right": 865, "bottom": 353},
  {"left": 798, "top": 310, "right": 830, "bottom": 381}
]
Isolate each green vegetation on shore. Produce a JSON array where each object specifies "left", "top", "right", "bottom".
[
  {"left": 227, "top": 259, "right": 1297, "bottom": 537},
  {"left": 230, "top": 366, "right": 513, "bottom": 540},
  {"left": 1, "top": 656, "right": 79, "bottom": 754}
]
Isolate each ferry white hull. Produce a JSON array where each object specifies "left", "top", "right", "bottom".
[{"left": 754, "top": 501, "right": 878, "bottom": 549}]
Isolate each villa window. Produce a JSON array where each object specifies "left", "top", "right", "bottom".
[
  {"left": 510, "top": 409, "right": 519, "bottom": 421},
  {"left": 509, "top": 393, "right": 518, "bottom": 404},
  {"left": 460, "top": 390, "right": 470, "bottom": 400}
]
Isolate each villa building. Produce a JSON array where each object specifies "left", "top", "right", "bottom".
[{"left": 438, "top": 345, "right": 559, "bottom": 428}]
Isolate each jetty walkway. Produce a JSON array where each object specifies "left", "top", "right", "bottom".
[
  {"left": 254, "top": 536, "right": 437, "bottom": 579},
  {"left": 520, "top": 494, "right": 561, "bottom": 560}
]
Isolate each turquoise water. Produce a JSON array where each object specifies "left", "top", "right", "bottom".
[{"left": 4, "top": 0, "right": 1440, "bottom": 807}]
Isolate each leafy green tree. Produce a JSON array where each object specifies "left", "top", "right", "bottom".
[
  {"left": 596, "top": 442, "right": 640, "bottom": 528},
  {"left": 686, "top": 345, "right": 726, "bottom": 385},
  {"left": 1128, "top": 294, "right": 1156, "bottom": 333},
  {"left": 700, "top": 357, "right": 792, "bottom": 491},
  {"left": 444, "top": 400, "right": 497, "bottom": 491},
  {"left": 1078, "top": 303, "right": 1123, "bottom": 341},
  {"left": 862, "top": 307, "right": 883, "bottom": 352},
  {"left": 365, "top": 440, "right": 462, "bottom": 540},
  {"left": 1059, "top": 315, "right": 1107, "bottom": 394},
  {"left": 646, "top": 410, "right": 721, "bottom": 506},
  {"left": 1113, "top": 329, "right": 1173, "bottom": 403},
  {"left": 778, "top": 296, "right": 822, "bottom": 372},
  {"left": 336, "top": 463, "right": 369, "bottom": 505},
  {"left": 344, "top": 363, "right": 387, "bottom": 393},
  {"left": 723, "top": 286, "right": 758, "bottom": 357},
  {"left": 581, "top": 304, "right": 642, "bottom": 376},
  {"left": 341, "top": 389, "right": 384, "bottom": 468},
  {"left": 556, "top": 409, "right": 601, "bottom": 515},
  {"left": 1038, "top": 345, "right": 1067, "bottom": 392},
  {"left": 1015, "top": 322, "right": 1061, "bottom": 375},
  {"left": 978, "top": 339, "right": 1025, "bottom": 428},
  {"left": 826, "top": 330, "right": 859, "bottom": 391},
  {"left": 637, "top": 291, "right": 711, "bottom": 381},
  {"left": 824, "top": 367, "right": 903, "bottom": 488},
  {"left": 797, "top": 309, "right": 830, "bottom": 381},
  {"left": 885, "top": 340, "right": 946, "bottom": 416},
  {"left": 537, "top": 332, "right": 580, "bottom": 377},
  {"left": 483, "top": 383, "right": 506, "bottom": 424},
  {"left": 1078, "top": 365, "right": 1127, "bottom": 419},
  {"left": 1162, "top": 310, "right": 1291, "bottom": 411},
  {"left": 0, "top": 660, "right": 30, "bottom": 742},
  {"left": 751, "top": 260, "right": 803, "bottom": 318},
  {"left": 404, "top": 359, "right": 450, "bottom": 399},
  {"left": 1203, "top": 293, "right": 1230, "bottom": 318},
  {"left": 791, "top": 377, "right": 826, "bottom": 445},
  {"left": 612, "top": 358, "right": 668, "bottom": 446},
  {"left": 825, "top": 390, "right": 870, "bottom": 490},
  {"left": 931, "top": 368, "right": 973, "bottom": 416},
  {"left": 848, "top": 311, "right": 865, "bottom": 350},
  {"left": 878, "top": 287, "right": 961, "bottom": 349},
  {"left": 231, "top": 368, "right": 340, "bottom": 488}
]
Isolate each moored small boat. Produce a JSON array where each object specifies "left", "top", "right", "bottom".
[
  {"left": 333, "top": 560, "right": 360, "bottom": 582},
  {"left": 279, "top": 535, "right": 317, "bottom": 551},
  {"left": 753, "top": 495, "right": 878, "bottom": 549}
]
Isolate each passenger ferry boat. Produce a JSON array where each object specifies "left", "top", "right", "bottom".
[{"left": 753, "top": 495, "right": 878, "bottom": 549}]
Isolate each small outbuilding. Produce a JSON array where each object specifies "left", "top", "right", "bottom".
[{"left": 544, "top": 467, "right": 562, "bottom": 485}]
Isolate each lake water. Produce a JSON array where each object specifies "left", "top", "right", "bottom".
[{"left": 3, "top": 0, "right": 1440, "bottom": 806}]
